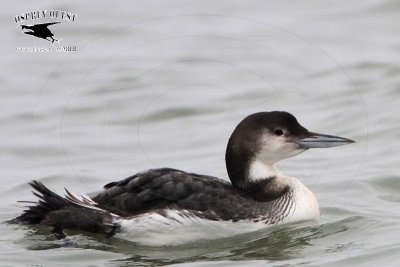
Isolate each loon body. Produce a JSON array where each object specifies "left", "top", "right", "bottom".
[{"left": 13, "top": 111, "right": 354, "bottom": 245}]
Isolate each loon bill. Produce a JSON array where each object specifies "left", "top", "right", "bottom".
[{"left": 11, "top": 111, "right": 355, "bottom": 245}]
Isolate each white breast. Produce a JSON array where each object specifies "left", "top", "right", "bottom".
[{"left": 284, "top": 176, "right": 320, "bottom": 223}]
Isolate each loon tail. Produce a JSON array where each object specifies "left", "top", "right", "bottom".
[{"left": 10, "top": 180, "right": 119, "bottom": 238}]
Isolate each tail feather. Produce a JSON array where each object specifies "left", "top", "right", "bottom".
[
  {"left": 12, "top": 180, "right": 70, "bottom": 224},
  {"left": 10, "top": 180, "right": 120, "bottom": 237}
]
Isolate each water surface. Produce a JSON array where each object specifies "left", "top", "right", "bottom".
[{"left": 1, "top": 1, "right": 400, "bottom": 266}]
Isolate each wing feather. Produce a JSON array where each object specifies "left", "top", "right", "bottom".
[{"left": 92, "top": 168, "right": 235, "bottom": 216}]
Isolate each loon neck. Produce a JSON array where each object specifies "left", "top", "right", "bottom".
[{"left": 226, "top": 151, "right": 289, "bottom": 201}]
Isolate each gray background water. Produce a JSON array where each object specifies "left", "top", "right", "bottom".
[{"left": 1, "top": 0, "right": 399, "bottom": 266}]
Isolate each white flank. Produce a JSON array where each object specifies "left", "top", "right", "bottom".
[{"left": 116, "top": 210, "right": 268, "bottom": 246}]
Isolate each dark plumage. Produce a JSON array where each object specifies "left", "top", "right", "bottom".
[
  {"left": 92, "top": 168, "right": 286, "bottom": 220},
  {"left": 11, "top": 181, "right": 116, "bottom": 237},
  {"left": 13, "top": 168, "right": 289, "bottom": 228}
]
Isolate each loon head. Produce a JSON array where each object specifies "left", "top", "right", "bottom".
[{"left": 225, "top": 111, "right": 355, "bottom": 192}]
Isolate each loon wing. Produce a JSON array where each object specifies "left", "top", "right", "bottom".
[{"left": 91, "top": 168, "right": 250, "bottom": 219}]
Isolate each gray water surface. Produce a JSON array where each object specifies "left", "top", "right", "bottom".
[{"left": 1, "top": 1, "right": 400, "bottom": 266}]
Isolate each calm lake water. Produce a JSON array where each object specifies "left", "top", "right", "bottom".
[{"left": 1, "top": 1, "right": 400, "bottom": 266}]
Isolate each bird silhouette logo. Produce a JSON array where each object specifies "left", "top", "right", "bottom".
[{"left": 21, "top": 22, "right": 60, "bottom": 43}]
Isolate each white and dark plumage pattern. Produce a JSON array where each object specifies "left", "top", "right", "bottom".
[{"left": 11, "top": 111, "right": 354, "bottom": 245}]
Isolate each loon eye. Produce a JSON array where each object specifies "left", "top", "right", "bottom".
[{"left": 274, "top": 129, "right": 284, "bottom": 136}]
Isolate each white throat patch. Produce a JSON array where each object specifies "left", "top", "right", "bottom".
[{"left": 248, "top": 159, "right": 281, "bottom": 181}]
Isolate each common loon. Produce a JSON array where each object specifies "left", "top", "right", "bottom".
[{"left": 12, "top": 111, "right": 354, "bottom": 245}]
